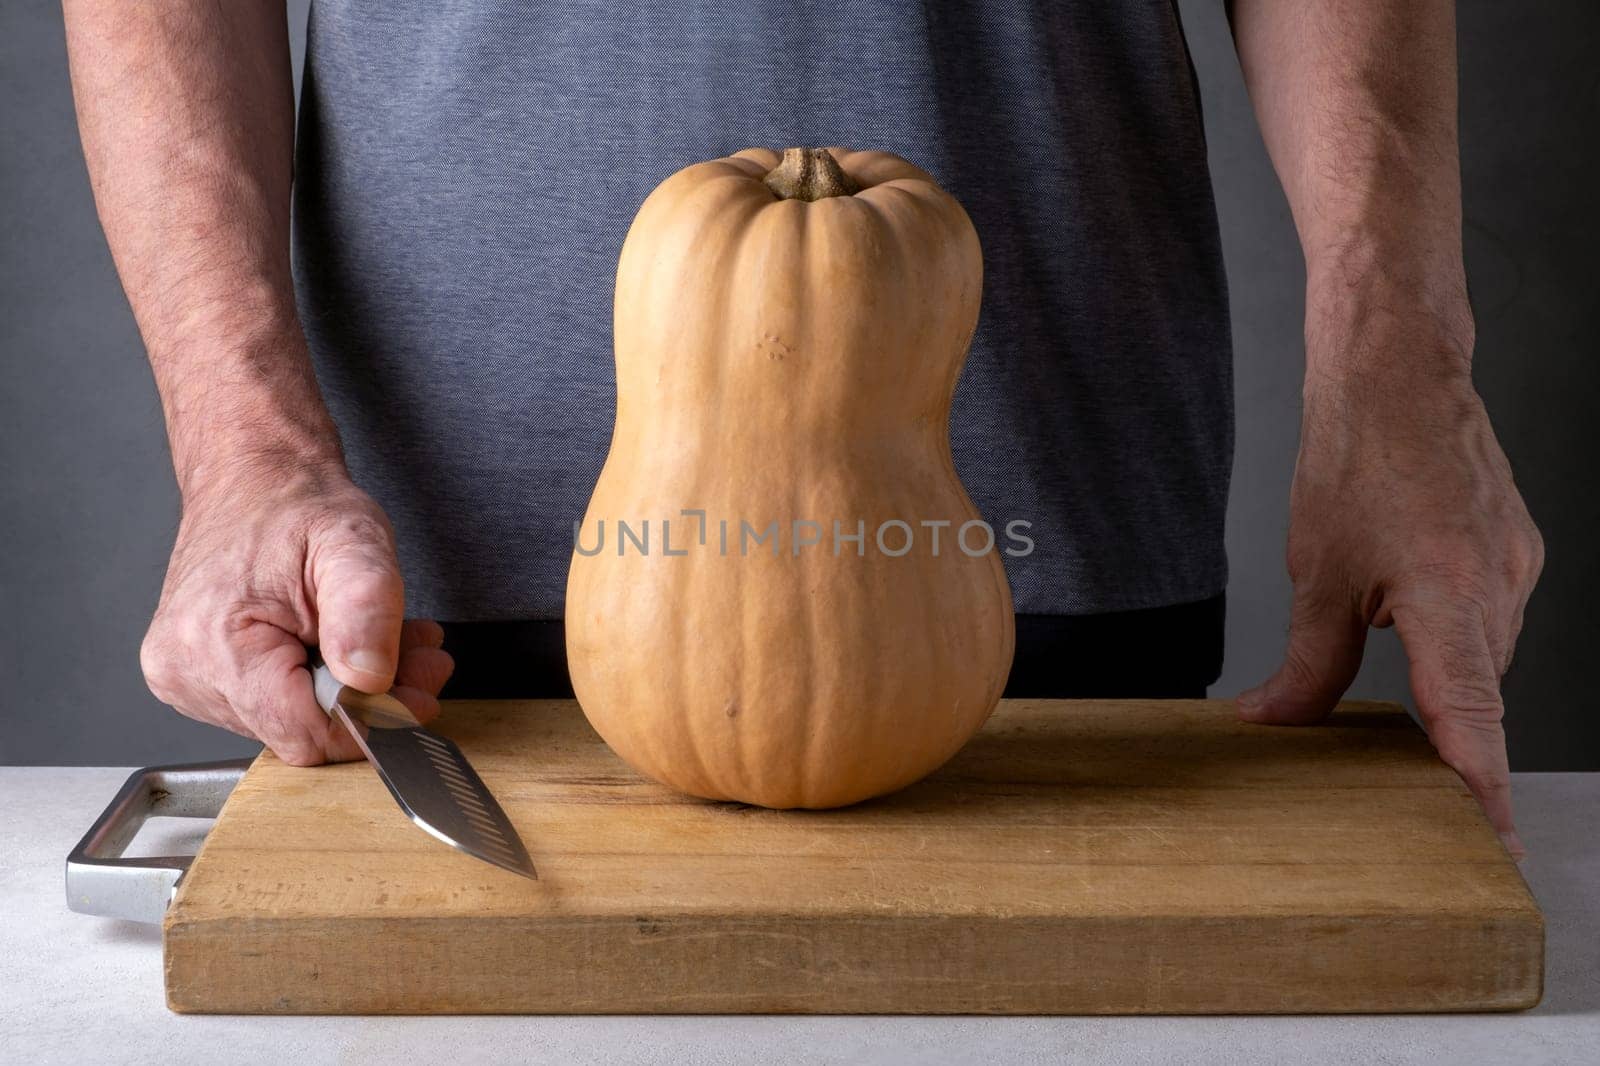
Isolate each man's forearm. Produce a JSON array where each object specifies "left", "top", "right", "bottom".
[
  {"left": 64, "top": 0, "right": 341, "bottom": 497},
  {"left": 1229, "top": 0, "right": 1543, "bottom": 853},
  {"left": 1229, "top": 0, "right": 1474, "bottom": 384}
]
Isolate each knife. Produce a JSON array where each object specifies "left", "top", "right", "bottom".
[{"left": 310, "top": 652, "right": 537, "bottom": 880}]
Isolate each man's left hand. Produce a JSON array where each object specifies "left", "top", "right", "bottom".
[{"left": 1238, "top": 339, "right": 1543, "bottom": 858}]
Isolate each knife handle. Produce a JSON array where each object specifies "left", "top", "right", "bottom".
[
  {"left": 307, "top": 650, "right": 419, "bottom": 731},
  {"left": 307, "top": 649, "right": 342, "bottom": 717}
]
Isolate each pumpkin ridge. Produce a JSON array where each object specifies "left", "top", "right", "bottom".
[
  {"left": 835, "top": 188, "right": 938, "bottom": 799},
  {"left": 623, "top": 177, "right": 766, "bottom": 801},
  {"left": 722, "top": 194, "right": 784, "bottom": 806},
  {"left": 682, "top": 189, "right": 774, "bottom": 802},
  {"left": 842, "top": 183, "right": 936, "bottom": 414},
  {"left": 791, "top": 204, "right": 821, "bottom": 810}
]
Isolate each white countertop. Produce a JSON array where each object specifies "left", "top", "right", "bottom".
[{"left": 2, "top": 766, "right": 1595, "bottom": 1065}]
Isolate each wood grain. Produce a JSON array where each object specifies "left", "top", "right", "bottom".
[{"left": 163, "top": 699, "right": 1543, "bottom": 1014}]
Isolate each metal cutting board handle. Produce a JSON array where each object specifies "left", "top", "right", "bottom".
[{"left": 65, "top": 759, "right": 252, "bottom": 924}]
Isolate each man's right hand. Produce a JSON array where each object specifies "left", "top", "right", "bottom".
[
  {"left": 139, "top": 466, "right": 454, "bottom": 765},
  {"left": 61, "top": 3, "right": 452, "bottom": 759}
]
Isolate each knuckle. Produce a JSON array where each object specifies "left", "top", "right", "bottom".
[
  {"left": 1416, "top": 677, "right": 1504, "bottom": 725},
  {"left": 141, "top": 628, "right": 226, "bottom": 729},
  {"left": 138, "top": 631, "right": 174, "bottom": 696},
  {"left": 139, "top": 617, "right": 197, "bottom": 702},
  {"left": 1494, "top": 523, "right": 1545, "bottom": 589},
  {"left": 1406, "top": 555, "right": 1492, "bottom": 598},
  {"left": 1284, "top": 552, "right": 1306, "bottom": 583},
  {"left": 353, "top": 587, "right": 405, "bottom": 620},
  {"left": 324, "top": 561, "right": 405, "bottom": 617},
  {"left": 341, "top": 556, "right": 404, "bottom": 592},
  {"left": 1430, "top": 727, "right": 1511, "bottom": 791},
  {"left": 270, "top": 737, "right": 325, "bottom": 767},
  {"left": 1471, "top": 771, "right": 1513, "bottom": 798},
  {"left": 311, "top": 504, "right": 396, "bottom": 553},
  {"left": 1523, "top": 526, "right": 1546, "bottom": 580},
  {"left": 308, "top": 518, "right": 405, "bottom": 613},
  {"left": 1289, "top": 588, "right": 1354, "bottom": 633}
]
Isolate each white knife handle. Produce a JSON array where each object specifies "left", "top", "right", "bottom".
[
  {"left": 308, "top": 652, "right": 418, "bottom": 730},
  {"left": 309, "top": 651, "right": 343, "bottom": 717}
]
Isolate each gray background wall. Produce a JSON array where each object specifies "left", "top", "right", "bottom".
[{"left": 2, "top": 2, "right": 1595, "bottom": 767}]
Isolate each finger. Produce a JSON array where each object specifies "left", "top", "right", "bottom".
[
  {"left": 397, "top": 644, "right": 455, "bottom": 696},
  {"left": 141, "top": 623, "right": 254, "bottom": 738},
  {"left": 400, "top": 618, "right": 445, "bottom": 651},
  {"left": 1392, "top": 602, "right": 1523, "bottom": 858},
  {"left": 393, "top": 645, "right": 454, "bottom": 728},
  {"left": 233, "top": 635, "right": 366, "bottom": 765},
  {"left": 309, "top": 533, "right": 406, "bottom": 694},
  {"left": 1238, "top": 590, "right": 1367, "bottom": 725},
  {"left": 391, "top": 684, "right": 443, "bottom": 727}
]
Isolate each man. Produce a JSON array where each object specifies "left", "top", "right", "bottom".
[{"left": 65, "top": 1, "right": 1541, "bottom": 853}]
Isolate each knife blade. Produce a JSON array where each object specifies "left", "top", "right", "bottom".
[{"left": 310, "top": 654, "right": 537, "bottom": 880}]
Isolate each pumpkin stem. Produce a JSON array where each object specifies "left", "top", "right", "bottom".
[{"left": 763, "top": 147, "right": 860, "bottom": 202}]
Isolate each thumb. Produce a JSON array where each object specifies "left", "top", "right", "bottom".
[
  {"left": 308, "top": 525, "right": 406, "bottom": 693},
  {"left": 1239, "top": 590, "right": 1367, "bottom": 725}
]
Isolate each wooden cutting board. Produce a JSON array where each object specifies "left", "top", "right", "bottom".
[{"left": 163, "top": 699, "right": 1542, "bottom": 1014}]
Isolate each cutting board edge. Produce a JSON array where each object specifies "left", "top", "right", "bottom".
[{"left": 163, "top": 909, "right": 1544, "bottom": 1015}]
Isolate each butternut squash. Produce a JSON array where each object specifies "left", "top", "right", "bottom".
[{"left": 566, "top": 147, "right": 1014, "bottom": 808}]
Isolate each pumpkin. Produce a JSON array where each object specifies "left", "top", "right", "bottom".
[{"left": 565, "top": 147, "right": 1014, "bottom": 809}]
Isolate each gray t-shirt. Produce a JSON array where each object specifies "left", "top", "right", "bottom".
[{"left": 293, "top": 0, "right": 1232, "bottom": 622}]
